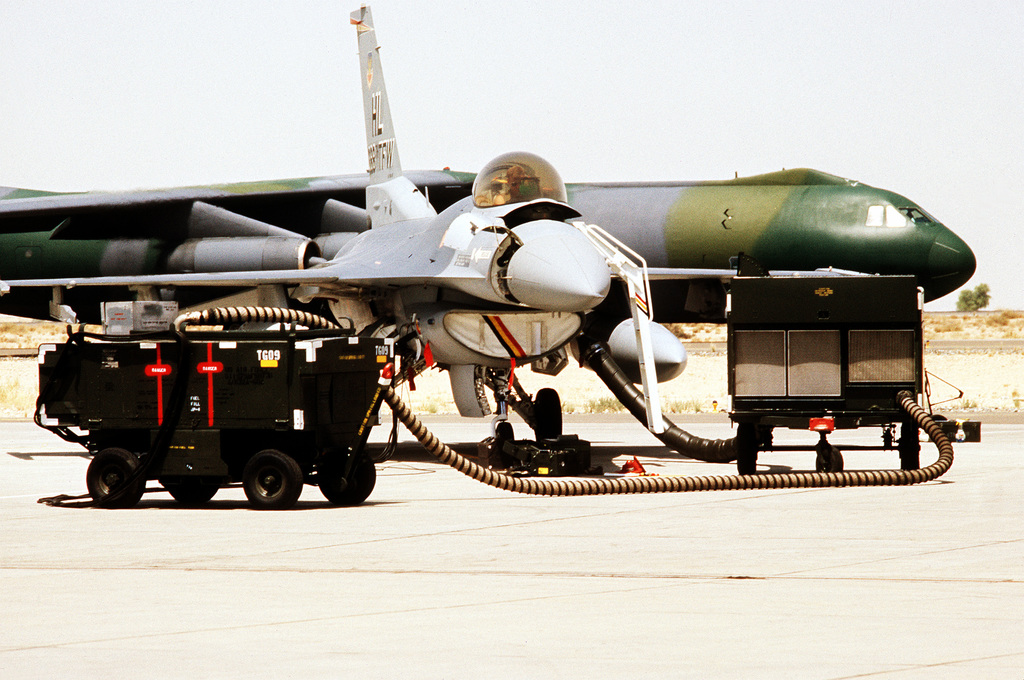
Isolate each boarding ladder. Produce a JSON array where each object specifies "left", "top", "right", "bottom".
[{"left": 572, "top": 222, "right": 664, "bottom": 434}]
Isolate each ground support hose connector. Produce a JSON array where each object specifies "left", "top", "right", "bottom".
[
  {"left": 578, "top": 338, "right": 736, "bottom": 463},
  {"left": 384, "top": 388, "right": 953, "bottom": 496}
]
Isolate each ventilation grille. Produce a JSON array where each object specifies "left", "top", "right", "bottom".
[
  {"left": 849, "top": 330, "right": 916, "bottom": 382},
  {"left": 734, "top": 330, "right": 785, "bottom": 397},
  {"left": 734, "top": 330, "right": 842, "bottom": 397},
  {"left": 788, "top": 330, "right": 841, "bottom": 396}
]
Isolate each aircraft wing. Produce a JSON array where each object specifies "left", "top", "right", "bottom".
[
  {"left": 646, "top": 267, "right": 870, "bottom": 281},
  {"left": 0, "top": 219, "right": 469, "bottom": 292},
  {"left": 0, "top": 268, "right": 340, "bottom": 290},
  {"left": 0, "top": 170, "right": 474, "bottom": 238}
]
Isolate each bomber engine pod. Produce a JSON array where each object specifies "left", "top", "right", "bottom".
[
  {"left": 166, "top": 236, "right": 321, "bottom": 273},
  {"left": 606, "top": 318, "right": 688, "bottom": 384}
]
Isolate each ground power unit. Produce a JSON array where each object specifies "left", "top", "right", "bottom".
[
  {"left": 728, "top": 275, "right": 924, "bottom": 474},
  {"left": 37, "top": 327, "right": 393, "bottom": 509}
]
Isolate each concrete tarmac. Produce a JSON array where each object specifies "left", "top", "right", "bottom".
[{"left": 2, "top": 414, "right": 1022, "bottom": 679}]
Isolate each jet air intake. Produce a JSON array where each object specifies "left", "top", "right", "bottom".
[{"left": 495, "top": 220, "right": 611, "bottom": 312}]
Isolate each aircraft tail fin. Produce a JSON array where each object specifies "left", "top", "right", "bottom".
[
  {"left": 350, "top": 5, "right": 435, "bottom": 226},
  {"left": 351, "top": 6, "right": 400, "bottom": 183}
]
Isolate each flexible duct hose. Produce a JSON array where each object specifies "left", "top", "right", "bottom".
[
  {"left": 578, "top": 338, "right": 737, "bottom": 462},
  {"left": 383, "top": 388, "right": 953, "bottom": 496},
  {"left": 173, "top": 306, "right": 339, "bottom": 332}
]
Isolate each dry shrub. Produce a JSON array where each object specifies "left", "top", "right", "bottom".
[
  {"left": 929, "top": 318, "right": 963, "bottom": 334},
  {"left": 0, "top": 358, "right": 39, "bottom": 417}
]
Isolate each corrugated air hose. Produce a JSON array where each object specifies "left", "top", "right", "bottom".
[
  {"left": 578, "top": 338, "right": 737, "bottom": 463},
  {"left": 382, "top": 387, "right": 953, "bottom": 496},
  {"left": 173, "top": 306, "right": 339, "bottom": 333}
]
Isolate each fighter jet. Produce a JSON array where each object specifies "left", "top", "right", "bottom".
[{"left": 0, "top": 6, "right": 976, "bottom": 434}]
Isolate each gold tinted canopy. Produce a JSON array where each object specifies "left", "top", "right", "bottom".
[{"left": 472, "top": 152, "right": 568, "bottom": 208}]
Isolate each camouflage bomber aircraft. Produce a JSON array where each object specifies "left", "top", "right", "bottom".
[
  {"left": 0, "top": 167, "right": 975, "bottom": 323},
  {"left": 0, "top": 7, "right": 975, "bottom": 430}
]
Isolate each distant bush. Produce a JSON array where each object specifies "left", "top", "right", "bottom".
[{"left": 956, "top": 283, "right": 990, "bottom": 312}]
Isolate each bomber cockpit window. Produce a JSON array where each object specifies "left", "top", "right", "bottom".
[
  {"left": 866, "top": 205, "right": 911, "bottom": 228},
  {"left": 898, "top": 207, "right": 935, "bottom": 224},
  {"left": 472, "top": 151, "right": 568, "bottom": 208}
]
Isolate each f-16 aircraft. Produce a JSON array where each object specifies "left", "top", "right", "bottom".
[{"left": 0, "top": 6, "right": 975, "bottom": 436}]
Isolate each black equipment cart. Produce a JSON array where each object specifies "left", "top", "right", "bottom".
[
  {"left": 37, "top": 327, "right": 393, "bottom": 510},
  {"left": 728, "top": 275, "right": 924, "bottom": 475}
]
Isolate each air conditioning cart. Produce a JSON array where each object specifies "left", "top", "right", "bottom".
[{"left": 728, "top": 275, "right": 924, "bottom": 475}]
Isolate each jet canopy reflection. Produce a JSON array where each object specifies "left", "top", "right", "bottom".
[{"left": 472, "top": 151, "right": 569, "bottom": 208}]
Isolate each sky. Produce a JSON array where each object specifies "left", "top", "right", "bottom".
[{"left": 1, "top": 0, "right": 1021, "bottom": 310}]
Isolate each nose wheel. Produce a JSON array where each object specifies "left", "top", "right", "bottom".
[{"left": 532, "top": 387, "right": 562, "bottom": 440}]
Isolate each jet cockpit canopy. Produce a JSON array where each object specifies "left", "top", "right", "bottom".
[{"left": 472, "top": 152, "right": 568, "bottom": 208}]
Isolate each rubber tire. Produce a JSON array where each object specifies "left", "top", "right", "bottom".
[
  {"left": 242, "top": 449, "right": 304, "bottom": 510},
  {"left": 533, "top": 388, "right": 562, "bottom": 440},
  {"left": 161, "top": 479, "right": 219, "bottom": 506},
  {"left": 815, "top": 444, "right": 844, "bottom": 473},
  {"left": 321, "top": 458, "right": 377, "bottom": 506},
  {"left": 735, "top": 422, "right": 758, "bottom": 475},
  {"left": 485, "top": 421, "right": 516, "bottom": 470},
  {"left": 87, "top": 447, "right": 146, "bottom": 509}
]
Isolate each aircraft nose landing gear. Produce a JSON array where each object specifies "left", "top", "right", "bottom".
[{"left": 479, "top": 380, "right": 596, "bottom": 477}]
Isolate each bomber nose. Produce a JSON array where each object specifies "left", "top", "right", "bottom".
[
  {"left": 505, "top": 221, "right": 611, "bottom": 312},
  {"left": 924, "top": 229, "right": 976, "bottom": 300}
]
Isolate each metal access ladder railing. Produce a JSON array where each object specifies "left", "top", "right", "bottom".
[{"left": 572, "top": 222, "right": 664, "bottom": 434}]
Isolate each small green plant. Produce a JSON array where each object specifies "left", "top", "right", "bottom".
[
  {"left": 664, "top": 398, "right": 704, "bottom": 413},
  {"left": 582, "top": 396, "right": 626, "bottom": 413}
]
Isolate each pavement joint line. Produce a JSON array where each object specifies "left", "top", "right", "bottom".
[
  {"left": 2, "top": 565, "right": 1020, "bottom": 585},
  {"left": 0, "top": 580, "right": 688, "bottom": 654},
  {"left": 775, "top": 537, "right": 1024, "bottom": 578},
  {"left": 828, "top": 650, "right": 1024, "bottom": 679},
  {"left": 140, "top": 487, "right": 829, "bottom": 564}
]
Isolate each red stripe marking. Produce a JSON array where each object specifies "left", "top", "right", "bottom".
[
  {"left": 198, "top": 343, "right": 218, "bottom": 427},
  {"left": 156, "top": 345, "right": 164, "bottom": 426},
  {"left": 144, "top": 345, "right": 173, "bottom": 425}
]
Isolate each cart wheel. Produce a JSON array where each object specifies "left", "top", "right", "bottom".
[
  {"left": 533, "top": 388, "right": 562, "bottom": 440},
  {"left": 243, "top": 449, "right": 304, "bottom": 510},
  {"left": 87, "top": 448, "right": 146, "bottom": 508},
  {"left": 320, "top": 458, "right": 376, "bottom": 506},
  {"left": 815, "top": 444, "right": 844, "bottom": 473},
  {"left": 735, "top": 422, "right": 758, "bottom": 475},
  {"left": 161, "top": 479, "right": 219, "bottom": 506}
]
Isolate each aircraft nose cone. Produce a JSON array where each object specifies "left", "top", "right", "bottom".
[
  {"left": 924, "top": 229, "right": 976, "bottom": 301},
  {"left": 505, "top": 221, "right": 611, "bottom": 312}
]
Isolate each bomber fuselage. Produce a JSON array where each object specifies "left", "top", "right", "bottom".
[{"left": 568, "top": 168, "right": 975, "bottom": 303}]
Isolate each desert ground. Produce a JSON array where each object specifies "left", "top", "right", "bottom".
[{"left": 2, "top": 311, "right": 1020, "bottom": 418}]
